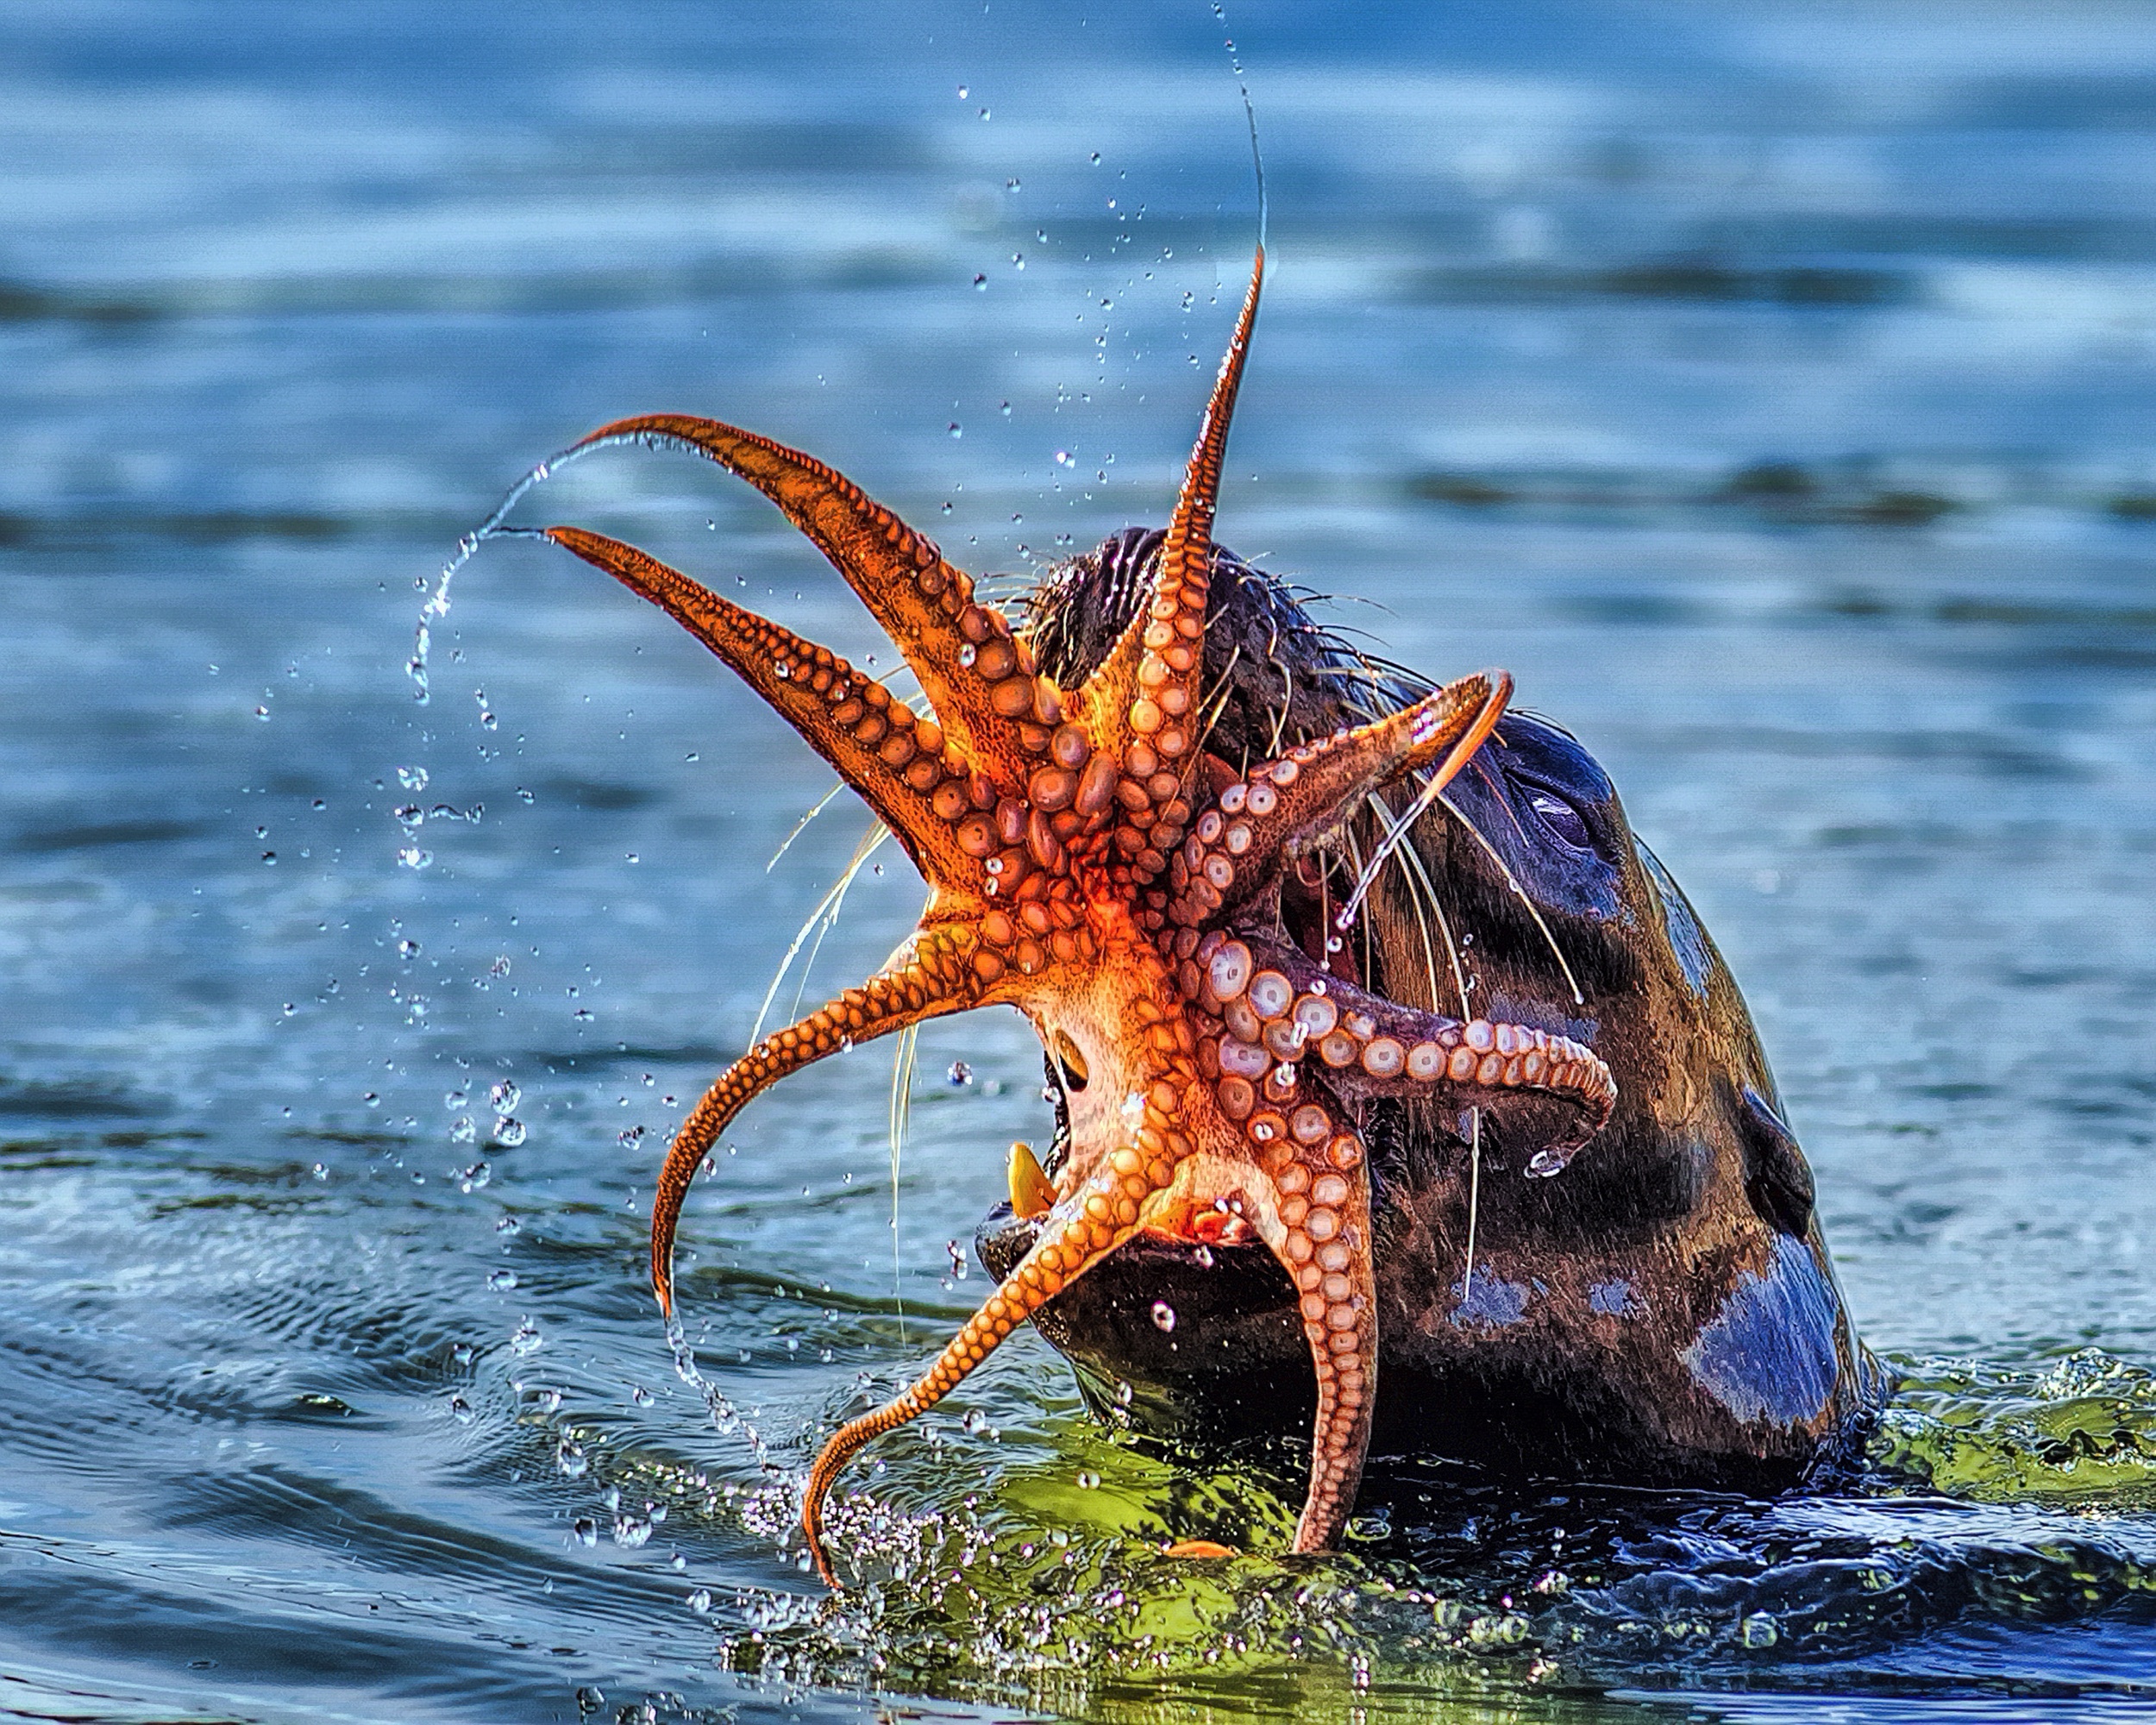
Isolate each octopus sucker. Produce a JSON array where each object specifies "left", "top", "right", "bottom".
[{"left": 532, "top": 248, "right": 1620, "bottom": 1585}]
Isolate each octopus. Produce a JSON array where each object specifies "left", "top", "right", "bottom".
[{"left": 523, "top": 251, "right": 1626, "bottom": 1581}]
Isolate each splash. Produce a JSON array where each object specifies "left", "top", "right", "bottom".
[{"left": 411, "top": 442, "right": 616, "bottom": 703}]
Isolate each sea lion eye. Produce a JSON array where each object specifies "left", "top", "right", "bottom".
[
  {"left": 1528, "top": 791, "right": 1591, "bottom": 850},
  {"left": 1053, "top": 1030, "right": 1090, "bottom": 1091}
]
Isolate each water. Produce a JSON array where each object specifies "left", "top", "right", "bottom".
[{"left": 3, "top": 2, "right": 2154, "bottom": 1718}]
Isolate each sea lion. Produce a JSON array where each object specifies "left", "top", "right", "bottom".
[{"left": 981, "top": 524, "right": 1888, "bottom": 1495}]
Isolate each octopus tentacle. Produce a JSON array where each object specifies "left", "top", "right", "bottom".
[
  {"left": 1250, "top": 1131, "right": 1377, "bottom": 1551},
  {"left": 560, "top": 413, "right": 1053, "bottom": 773},
  {"left": 804, "top": 1098, "right": 1190, "bottom": 1582},
  {"left": 1197, "top": 931, "right": 1617, "bottom": 1151},
  {"left": 1165, "top": 669, "right": 1509, "bottom": 927},
  {"left": 544, "top": 527, "right": 966, "bottom": 871},
  {"left": 649, "top": 936, "right": 981, "bottom": 1316},
  {"left": 1083, "top": 248, "right": 1264, "bottom": 887}
]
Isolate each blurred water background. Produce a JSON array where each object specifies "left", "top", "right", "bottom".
[{"left": 3, "top": 1, "right": 2154, "bottom": 1720}]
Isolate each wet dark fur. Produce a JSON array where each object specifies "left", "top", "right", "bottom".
[{"left": 984, "top": 530, "right": 1887, "bottom": 1495}]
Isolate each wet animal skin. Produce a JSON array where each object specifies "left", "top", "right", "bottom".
[{"left": 533, "top": 251, "right": 1626, "bottom": 1582}]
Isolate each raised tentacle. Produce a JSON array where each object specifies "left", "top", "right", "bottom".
[
  {"left": 1196, "top": 931, "right": 1617, "bottom": 1160},
  {"left": 649, "top": 932, "right": 981, "bottom": 1316},
  {"left": 1081, "top": 249, "right": 1264, "bottom": 885},
  {"left": 557, "top": 415, "right": 1057, "bottom": 774},
  {"left": 544, "top": 527, "right": 967, "bottom": 872},
  {"left": 1166, "top": 669, "right": 1510, "bottom": 929}
]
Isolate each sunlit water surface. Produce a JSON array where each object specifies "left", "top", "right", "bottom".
[{"left": 2, "top": 3, "right": 2153, "bottom": 1720}]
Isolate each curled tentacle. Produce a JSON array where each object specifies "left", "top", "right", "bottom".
[
  {"left": 558, "top": 413, "right": 1057, "bottom": 775},
  {"left": 1166, "top": 668, "right": 1509, "bottom": 929},
  {"left": 803, "top": 1086, "right": 1196, "bottom": 1581},
  {"left": 1196, "top": 931, "right": 1616, "bottom": 1164},
  {"left": 650, "top": 934, "right": 981, "bottom": 1315}
]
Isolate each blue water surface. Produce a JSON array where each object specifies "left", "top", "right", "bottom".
[{"left": 2, "top": 3, "right": 2153, "bottom": 1720}]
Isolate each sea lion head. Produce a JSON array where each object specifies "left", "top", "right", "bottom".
[{"left": 984, "top": 532, "right": 1865, "bottom": 1483}]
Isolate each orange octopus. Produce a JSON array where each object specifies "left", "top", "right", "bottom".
[{"left": 534, "top": 251, "right": 1617, "bottom": 1583}]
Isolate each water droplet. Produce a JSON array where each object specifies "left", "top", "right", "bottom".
[
  {"left": 1075, "top": 1470, "right": 1100, "bottom": 1489},
  {"left": 398, "top": 766, "right": 429, "bottom": 793},
  {"left": 458, "top": 1161, "right": 490, "bottom": 1192},
  {"left": 490, "top": 1079, "right": 520, "bottom": 1113},
  {"left": 1150, "top": 1300, "right": 1177, "bottom": 1332},
  {"left": 493, "top": 1115, "right": 528, "bottom": 1147},
  {"left": 1055, "top": 449, "right": 1075, "bottom": 467},
  {"left": 1193, "top": 1245, "right": 1214, "bottom": 1269},
  {"left": 488, "top": 1269, "right": 519, "bottom": 1291},
  {"left": 496, "top": 1214, "right": 520, "bottom": 1234},
  {"left": 947, "top": 1060, "right": 972, "bottom": 1087},
  {"left": 510, "top": 1320, "right": 543, "bottom": 1356},
  {"left": 572, "top": 1515, "right": 597, "bottom": 1545},
  {"left": 558, "top": 1439, "right": 587, "bottom": 1478},
  {"left": 686, "top": 1587, "right": 712, "bottom": 1615},
  {"left": 254, "top": 705, "right": 271, "bottom": 720},
  {"left": 1742, "top": 1613, "right": 1781, "bottom": 1648},
  {"left": 448, "top": 1394, "right": 475, "bottom": 1425},
  {"left": 396, "top": 847, "right": 433, "bottom": 870}
]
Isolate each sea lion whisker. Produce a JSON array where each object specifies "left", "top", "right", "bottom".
[
  {"left": 1388, "top": 818, "right": 1473, "bottom": 1019},
  {"left": 766, "top": 781, "right": 849, "bottom": 874},
  {"left": 1334, "top": 678, "right": 1511, "bottom": 935},
  {"left": 887, "top": 1020, "right": 919, "bottom": 1344},
  {"left": 784, "top": 821, "right": 891, "bottom": 1026},
  {"left": 1461, "top": 1105, "right": 1482, "bottom": 1307},
  {"left": 1438, "top": 791, "right": 1588, "bottom": 1008},
  {"left": 751, "top": 819, "right": 892, "bottom": 1047},
  {"left": 1190, "top": 641, "right": 1246, "bottom": 767}
]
